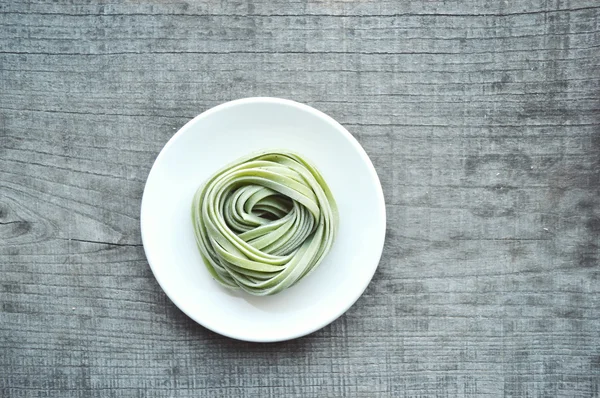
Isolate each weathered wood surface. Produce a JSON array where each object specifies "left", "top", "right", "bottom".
[{"left": 1, "top": 0, "right": 599, "bottom": 396}]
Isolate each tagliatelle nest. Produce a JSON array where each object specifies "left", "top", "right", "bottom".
[{"left": 191, "top": 150, "right": 338, "bottom": 296}]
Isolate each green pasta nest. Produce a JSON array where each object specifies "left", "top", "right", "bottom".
[{"left": 191, "top": 150, "right": 338, "bottom": 296}]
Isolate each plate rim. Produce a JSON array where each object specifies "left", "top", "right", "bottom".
[{"left": 140, "top": 97, "right": 386, "bottom": 342}]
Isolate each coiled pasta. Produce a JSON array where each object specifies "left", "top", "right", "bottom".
[{"left": 191, "top": 150, "right": 338, "bottom": 296}]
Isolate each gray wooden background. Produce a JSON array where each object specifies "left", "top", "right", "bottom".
[{"left": 1, "top": 0, "right": 599, "bottom": 397}]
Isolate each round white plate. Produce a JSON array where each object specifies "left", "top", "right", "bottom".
[{"left": 140, "top": 98, "right": 386, "bottom": 342}]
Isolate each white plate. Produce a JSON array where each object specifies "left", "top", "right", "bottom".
[{"left": 140, "top": 98, "right": 386, "bottom": 342}]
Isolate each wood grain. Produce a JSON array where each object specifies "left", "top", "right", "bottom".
[{"left": 1, "top": 0, "right": 599, "bottom": 396}]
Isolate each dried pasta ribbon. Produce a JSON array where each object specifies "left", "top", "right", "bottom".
[{"left": 191, "top": 150, "right": 338, "bottom": 296}]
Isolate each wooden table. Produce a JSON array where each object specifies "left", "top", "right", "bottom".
[{"left": 1, "top": 1, "right": 599, "bottom": 396}]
